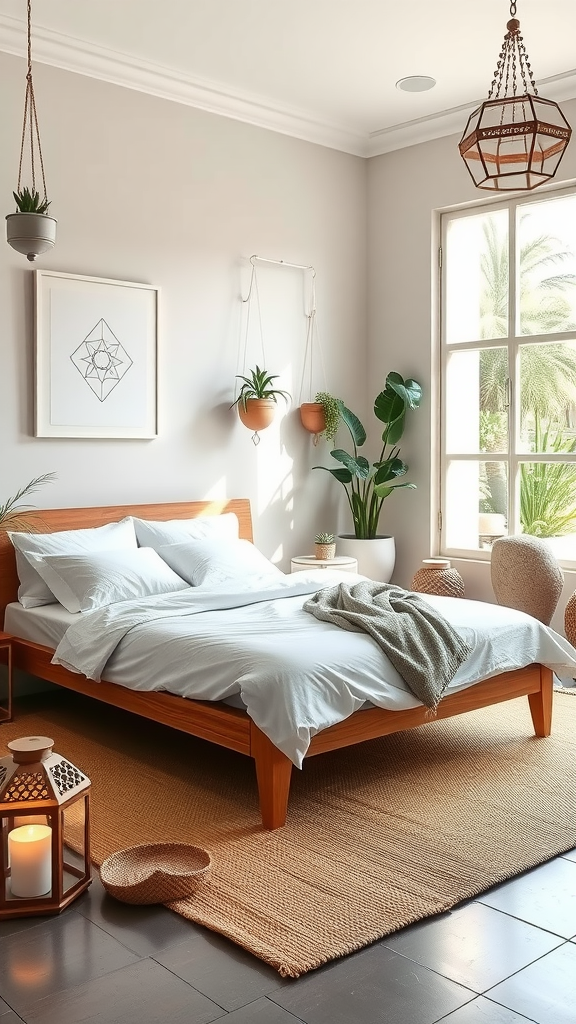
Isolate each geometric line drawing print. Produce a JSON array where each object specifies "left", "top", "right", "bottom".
[{"left": 70, "top": 319, "right": 133, "bottom": 402}]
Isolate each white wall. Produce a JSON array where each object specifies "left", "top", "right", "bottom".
[
  {"left": 1, "top": 53, "right": 367, "bottom": 568},
  {"left": 367, "top": 98, "right": 576, "bottom": 633}
]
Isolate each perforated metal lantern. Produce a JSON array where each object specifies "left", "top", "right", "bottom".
[
  {"left": 459, "top": 3, "right": 572, "bottom": 191},
  {"left": 0, "top": 736, "right": 91, "bottom": 919}
]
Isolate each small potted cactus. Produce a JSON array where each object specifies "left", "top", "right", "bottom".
[{"left": 314, "top": 532, "right": 336, "bottom": 560}]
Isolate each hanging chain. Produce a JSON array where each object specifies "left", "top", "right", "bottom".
[
  {"left": 487, "top": 0, "right": 538, "bottom": 101},
  {"left": 16, "top": 0, "right": 48, "bottom": 199}
]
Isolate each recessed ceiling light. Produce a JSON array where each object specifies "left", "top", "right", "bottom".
[{"left": 396, "top": 76, "right": 436, "bottom": 93}]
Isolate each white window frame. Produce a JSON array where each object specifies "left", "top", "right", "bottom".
[{"left": 439, "top": 183, "right": 576, "bottom": 568}]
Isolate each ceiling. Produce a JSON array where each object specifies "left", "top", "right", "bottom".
[{"left": 1, "top": 0, "right": 575, "bottom": 156}]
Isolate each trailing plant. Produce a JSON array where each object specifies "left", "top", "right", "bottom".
[
  {"left": 230, "top": 365, "right": 291, "bottom": 412},
  {"left": 314, "top": 392, "right": 341, "bottom": 442},
  {"left": 0, "top": 473, "right": 57, "bottom": 531},
  {"left": 12, "top": 186, "right": 51, "bottom": 215},
  {"left": 314, "top": 532, "right": 335, "bottom": 545},
  {"left": 314, "top": 371, "right": 423, "bottom": 539}
]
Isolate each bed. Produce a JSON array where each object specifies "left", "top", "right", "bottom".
[{"left": 1, "top": 499, "right": 573, "bottom": 830}]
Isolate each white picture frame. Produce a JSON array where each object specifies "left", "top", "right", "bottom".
[{"left": 35, "top": 270, "right": 158, "bottom": 438}]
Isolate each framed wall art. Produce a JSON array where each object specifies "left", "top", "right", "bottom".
[{"left": 35, "top": 270, "right": 158, "bottom": 438}]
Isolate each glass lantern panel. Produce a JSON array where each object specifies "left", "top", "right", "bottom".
[
  {"left": 445, "top": 460, "right": 508, "bottom": 551},
  {"left": 61, "top": 797, "right": 88, "bottom": 896},
  {"left": 445, "top": 210, "right": 508, "bottom": 343}
]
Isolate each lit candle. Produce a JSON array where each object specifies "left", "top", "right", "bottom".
[{"left": 8, "top": 825, "right": 52, "bottom": 898}]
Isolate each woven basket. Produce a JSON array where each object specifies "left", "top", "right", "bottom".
[
  {"left": 100, "top": 842, "right": 211, "bottom": 904},
  {"left": 565, "top": 592, "right": 576, "bottom": 648},
  {"left": 315, "top": 543, "right": 336, "bottom": 560},
  {"left": 411, "top": 559, "right": 465, "bottom": 598}
]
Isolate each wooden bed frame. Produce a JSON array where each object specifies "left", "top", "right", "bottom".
[{"left": 0, "top": 499, "right": 553, "bottom": 830}]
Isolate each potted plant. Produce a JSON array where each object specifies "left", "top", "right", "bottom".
[
  {"left": 6, "top": 187, "right": 57, "bottom": 262},
  {"left": 314, "top": 532, "right": 336, "bottom": 560},
  {"left": 300, "top": 391, "right": 341, "bottom": 444},
  {"left": 314, "top": 371, "right": 422, "bottom": 581},
  {"left": 230, "top": 365, "right": 291, "bottom": 434}
]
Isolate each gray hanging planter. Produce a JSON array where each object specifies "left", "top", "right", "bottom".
[{"left": 6, "top": 211, "right": 57, "bottom": 262}]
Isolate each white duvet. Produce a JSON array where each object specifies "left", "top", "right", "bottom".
[{"left": 52, "top": 569, "right": 576, "bottom": 767}]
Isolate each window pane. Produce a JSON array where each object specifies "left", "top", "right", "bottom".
[
  {"left": 518, "top": 340, "right": 576, "bottom": 453},
  {"left": 445, "top": 210, "right": 508, "bottom": 344},
  {"left": 519, "top": 461, "right": 576, "bottom": 547},
  {"left": 445, "top": 460, "right": 508, "bottom": 550},
  {"left": 446, "top": 348, "right": 508, "bottom": 454},
  {"left": 517, "top": 194, "right": 576, "bottom": 336}
]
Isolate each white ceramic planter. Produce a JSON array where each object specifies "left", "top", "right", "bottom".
[
  {"left": 6, "top": 212, "right": 57, "bottom": 261},
  {"left": 336, "top": 535, "right": 395, "bottom": 582}
]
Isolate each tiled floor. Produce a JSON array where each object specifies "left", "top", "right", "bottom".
[{"left": 0, "top": 847, "right": 574, "bottom": 1024}]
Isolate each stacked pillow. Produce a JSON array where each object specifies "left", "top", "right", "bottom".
[{"left": 9, "top": 510, "right": 282, "bottom": 612}]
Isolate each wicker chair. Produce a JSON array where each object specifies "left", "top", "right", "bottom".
[{"left": 490, "top": 535, "right": 563, "bottom": 626}]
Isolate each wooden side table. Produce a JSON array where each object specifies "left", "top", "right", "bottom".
[
  {"left": 290, "top": 555, "right": 358, "bottom": 574},
  {"left": 0, "top": 632, "right": 13, "bottom": 723}
]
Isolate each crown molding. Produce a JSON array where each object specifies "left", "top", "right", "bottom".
[
  {"left": 1, "top": 14, "right": 575, "bottom": 160},
  {"left": 0, "top": 14, "right": 367, "bottom": 157}
]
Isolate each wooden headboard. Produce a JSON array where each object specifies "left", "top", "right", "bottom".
[{"left": 0, "top": 498, "right": 253, "bottom": 625}]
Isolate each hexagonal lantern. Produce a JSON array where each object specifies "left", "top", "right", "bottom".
[
  {"left": 459, "top": 93, "right": 572, "bottom": 191},
  {"left": 459, "top": 4, "right": 571, "bottom": 192},
  {"left": 0, "top": 736, "right": 91, "bottom": 919}
]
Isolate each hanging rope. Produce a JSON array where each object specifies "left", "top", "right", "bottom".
[{"left": 16, "top": 0, "right": 48, "bottom": 201}]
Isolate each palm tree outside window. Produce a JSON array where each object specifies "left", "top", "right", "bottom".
[{"left": 440, "top": 188, "right": 576, "bottom": 565}]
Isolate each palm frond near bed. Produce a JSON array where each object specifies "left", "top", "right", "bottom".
[{"left": 0, "top": 473, "right": 57, "bottom": 532}]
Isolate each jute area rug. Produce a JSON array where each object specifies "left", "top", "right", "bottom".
[{"left": 3, "top": 691, "right": 576, "bottom": 978}]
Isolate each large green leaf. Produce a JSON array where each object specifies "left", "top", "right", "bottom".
[
  {"left": 374, "top": 481, "right": 417, "bottom": 498},
  {"left": 313, "top": 465, "right": 353, "bottom": 484},
  {"left": 338, "top": 402, "right": 366, "bottom": 447},
  {"left": 330, "top": 450, "right": 371, "bottom": 479},
  {"left": 374, "top": 458, "right": 408, "bottom": 485}
]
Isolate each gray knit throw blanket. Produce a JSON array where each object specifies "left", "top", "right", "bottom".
[{"left": 303, "top": 581, "right": 473, "bottom": 711}]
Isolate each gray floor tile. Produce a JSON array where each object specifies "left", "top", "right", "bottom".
[
  {"left": 0, "top": 909, "right": 141, "bottom": 1016},
  {"left": 487, "top": 941, "right": 576, "bottom": 1024},
  {"left": 20, "top": 959, "right": 225, "bottom": 1024},
  {"left": 383, "top": 901, "right": 562, "bottom": 991},
  {"left": 74, "top": 870, "right": 199, "bottom": 956},
  {"left": 436, "top": 995, "right": 536, "bottom": 1022},
  {"left": 0, "top": 1011, "right": 25, "bottom": 1023},
  {"left": 477, "top": 857, "right": 576, "bottom": 938},
  {"left": 221, "top": 997, "right": 308, "bottom": 1024},
  {"left": 270, "top": 942, "right": 474, "bottom": 1024},
  {"left": 154, "top": 928, "right": 288, "bottom": 1010}
]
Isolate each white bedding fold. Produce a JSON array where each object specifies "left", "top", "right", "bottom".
[{"left": 51, "top": 571, "right": 576, "bottom": 768}]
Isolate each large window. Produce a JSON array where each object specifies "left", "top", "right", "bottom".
[{"left": 440, "top": 187, "right": 576, "bottom": 565}]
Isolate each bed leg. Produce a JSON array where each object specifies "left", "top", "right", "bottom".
[
  {"left": 528, "top": 666, "right": 553, "bottom": 737},
  {"left": 250, "top": 723, "right": 293, "bottom": 830}
]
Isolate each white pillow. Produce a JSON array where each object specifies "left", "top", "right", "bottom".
[
  {"left": 26, "top": 547, "right": 190, "bottom": 614},
  {"left": 156, "top": 537, "right": 284, "bottom": 587},
  {"left": 132, "top": 513, "right": 239, "bottom": 551},
  {"left": 9, "top": 518, "right": 138, "bottom": 608}
]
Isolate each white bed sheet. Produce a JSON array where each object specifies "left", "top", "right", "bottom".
[{"left": 29, "top": 568, "right": 576, "bottom": 767}]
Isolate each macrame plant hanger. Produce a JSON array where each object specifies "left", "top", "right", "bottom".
[
  {"left": 239, "top": 255, "right": 322, "bottom": 445},
  {"left": 238, "top": 258, "right": 270, "bottom": 445},
  {"left": 298, "top": 269, "right": 329, "bottom": 444}
]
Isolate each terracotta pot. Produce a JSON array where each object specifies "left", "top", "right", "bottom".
[
  {"left": 237, "top": 398, "right": 277, "bottom": 432},
  {"left": 300, "top": 403, "right": 326, "bottom": 435}
]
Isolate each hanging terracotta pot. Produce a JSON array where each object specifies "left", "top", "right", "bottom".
[
  {"left": 238, "top": 398, "right": 277, "bottom": 432},
  {"left": 300, "top": 402, "right": 326, "bottom": 436}
]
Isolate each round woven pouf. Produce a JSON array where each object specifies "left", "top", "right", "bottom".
[
  {"left": 100, "top": 843, "right": 211, "bottom": 904},
  {"left": 564, "top": 592, "right": 576, "bottom": 648},
  {"left": 411, "top": 558, "right": 465, "bottom": 598}
]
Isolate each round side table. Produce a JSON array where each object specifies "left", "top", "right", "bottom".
[{"left": 290, "top": 555, "right": 358, "bottom": 574}]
